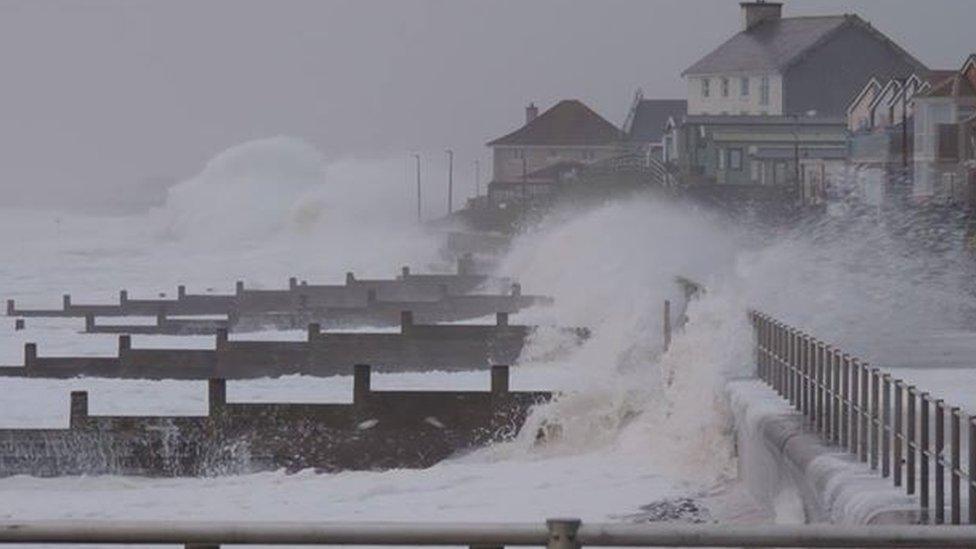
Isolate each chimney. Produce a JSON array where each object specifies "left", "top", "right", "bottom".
[
  {"left": 741, "top": 1, "right": 782, "bottom": 31},
  {"left": 526, "top": 103, "right": 539, "bottom": 124}
]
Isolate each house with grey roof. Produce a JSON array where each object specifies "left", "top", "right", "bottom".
[
  {"left": 487, "top": 100, "right": 624, "bottom": 184},
  {"left": 670, "top": 1, "right": 927, "bottom": 205},
  {"left": 683, "top": 1, "right": 926, "bottom": 118},
  {"left": 485, "top": 100, "right": 625, "bottom": 206},
  {"left": 622, "top": 91, "right": 687, "bottom": 163}
]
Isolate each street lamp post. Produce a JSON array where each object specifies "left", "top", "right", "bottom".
[
  {"left": 446, "top": 149, "right": 454, "bottom": 215},
  {"left": 474, "top": 159, "right": 481, "bottom": 197},
  {"left": 413, "top": 154, "right": 422, "bottom": 223},
  {"left": 896, "top": 77, "right": 909, "bottom": 171},
  {"left": 792, "top": 113, "right": 801, "bottom": 205}
]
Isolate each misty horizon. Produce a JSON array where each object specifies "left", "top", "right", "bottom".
[{"left": 0, "top": 0, "right": 972, "bottom": 212}]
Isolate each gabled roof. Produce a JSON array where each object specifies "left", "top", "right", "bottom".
[
  {"left": 487, "top": 100, "right": 623, "bottom": 147},
  {"left": 683, "top": 16, "right": 848, "bottom": 75},
  {"left": 919, "top": 55, "right": 976, "bottom": 99},
  {"left": 922, "top": 74, "right": 976, "bottom": 98},
  {"left": 847, "top": 77, "right": 881, "bottom": 116},
  {"left": 869, "top": 78, "right": 903, "bottom": 111},
  {"left": 682, "top": 14, "right": 924, "bottom": 76},
  {"left": 627, "top": 99, "right": 687, "bottom": 143},
  {"left": 926, "top": 70, "right": 958, "bottom": 87}
]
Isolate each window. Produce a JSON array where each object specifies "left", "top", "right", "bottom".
[
  {"left": 751, "top": 160, "right": 760, "bottom": 182},
  {"left": 729, "top": 148, "right": 743, "bottom": 171},
  {"left": 721, "top": 77, "right": 729, "bottom": 98},
  {"left": 512, "top": 149, "right": 525, "bottom": 160},
  {"left": 701, "top": 78, "right": 710, "bottom": 98},
  {"left": 740, "top": 77, "right": 749, "bottom": 96},
  {"left": 718, "top": 148, "right": 726, "bottom": 170},
  {"left": 760, "top": 76, "right": 770, "bottom": 106}
]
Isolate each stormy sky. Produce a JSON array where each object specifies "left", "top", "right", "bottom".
[{"left": 0, "top": 0, "right": 971, "bottom": 211}]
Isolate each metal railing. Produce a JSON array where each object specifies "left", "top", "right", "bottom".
[
  {"left": 752, "top": 311, "right": 976, "bottom": 524},
  {"left": 5, "top": 519, "right": 976, "bottom": 547}
]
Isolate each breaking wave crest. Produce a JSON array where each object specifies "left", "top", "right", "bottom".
[{"left": 474, "top": 193, "right": 976, "bottom": 485}]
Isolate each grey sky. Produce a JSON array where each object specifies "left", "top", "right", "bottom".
[{"left": 0, "top": 0, "right": 972, "bottom": 210}]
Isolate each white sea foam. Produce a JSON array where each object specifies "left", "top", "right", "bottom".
[{"left": 3, "top": 139, "right": 975, "bottom": 526}]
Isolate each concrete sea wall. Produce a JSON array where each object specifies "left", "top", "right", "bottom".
[{"left": 728, "top": 379, "right": 919, "bottom": 525}]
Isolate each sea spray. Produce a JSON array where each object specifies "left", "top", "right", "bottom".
[
  {"left": 151, "top": 137, "right": 444, "bottom": 282},
  {"left": 478, "top": 192, "right": 976, "bottom": 488}
]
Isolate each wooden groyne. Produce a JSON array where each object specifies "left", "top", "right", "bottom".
[
  {"left": 0, "top": 365, "right": 548, "bottom": 476},
  {"left": 0, "top": 312, "right": 588, "bottom": 380}
]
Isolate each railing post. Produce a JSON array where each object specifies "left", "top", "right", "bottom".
[
  {"left": 763, "top": 316, "right": 770, "bottom": 382},
  {"left": 804, "top": 335, "right": 812, "bottom": 421},
  {"left": 823, "top": 345, "right": 832, "bottom": 439},
  {"left": 546, "top": 518, "right": 581, "bottom": 549},
  {"left": 753, "top": 315, "right": 762, "bottom": 380},
  {"left": 756, "top": 315, "right": 769, "bottom": 381},
  {"left": 815, "top": 342, "right": 824, "bottom": 434},
  {"left": 779, "top": 325, "right": 788, "bottom": 397},
  {"left": 870, "top": 368, "right": 880, "bottom": 471},
  {"left": 850, "top": 359, "right": 860, "bottom": 456},
  {"left": 894, "top": 380, "right": 903, "bottom": 487},
  {"left": 882, "top": 373, "right": 891, "bottom": 478},
  {"left": 832, "top": 349, "right": 841, "bottom": 445},
  {"left": 771, "top": 317, "right": 777, "bottom": 385},
  {"left": 792, "top": 330, "right": 801, "bottom": 410},
  {"left": 841, "top": 354, "right": 850, "bottom": 450},
  {"left": 935, "top": 400, "right": 945, "bottom": 524},
  {"left": 951, "top": 407, "right": 961, "bottom": 525},
  {"left": 921, "top": 393, "right": 930, "bottom": 521},
  {"left": 860, "top": 362, "right": 869, "bottom": 463},
  {"left": 786, "top": 330, "right": 796, "bottom": 407},
  {"left": 907, "top": 387, "right": 917, "bottom": 495},
  {"left": 774, "top": 323, "right": 782, "bottom": 395},
  {"left": 969, "top": 416, "right": 976, "bottom": 524}
]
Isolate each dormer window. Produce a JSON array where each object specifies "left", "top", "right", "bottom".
[
  {"left": 701, "top": 78, "right": 711, "bottom": 98},
  {"left": 721, "top": 77, "right": 729, "bottom": 98}
]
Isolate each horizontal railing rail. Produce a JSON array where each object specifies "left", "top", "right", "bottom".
[
  {"left": 4, "top": 519, "right": 976, "bottom": 547},
  {"left": 751, "top": 311, "right": 976, "bottom": 525}
]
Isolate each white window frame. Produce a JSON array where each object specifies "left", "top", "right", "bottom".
[
  {"left": 701, "top": 78, "right": 711, "bottom": 98},
  {"left": 740, "top": 77, "right": 749, "bottom": 96},
  {"left": 760, "top": 76, "right": 770, "bottom": 106}
]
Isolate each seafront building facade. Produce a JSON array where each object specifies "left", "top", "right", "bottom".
[{"left": 669, "top": 1, "right": 926, "bottom": 204}]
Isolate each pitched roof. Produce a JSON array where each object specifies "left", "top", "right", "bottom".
[
  {"left": 919, "top": 55, "right": 976, "bottom": 99},
  {"left": 627, "top": 99, "right": 687, "bottom": 143},
  {"left": 921, "top": 73, "right": 976, "bottom": 98},
  {"left": 926, "top": 70, "right": 958, "bottom": 86},
  {"left": 683, "top": 16, "right": 849, "bottom": 75},
  {"left": 487, "top": 100, "right": 623, "bottom": 147}
]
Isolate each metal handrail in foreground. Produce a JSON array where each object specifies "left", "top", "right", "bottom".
[
  {"left": 4, "top": 520, "right": 976, "bottom": 547},
  {"left": 751, "top": 311, "right": 976, "bottom": 525}
]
